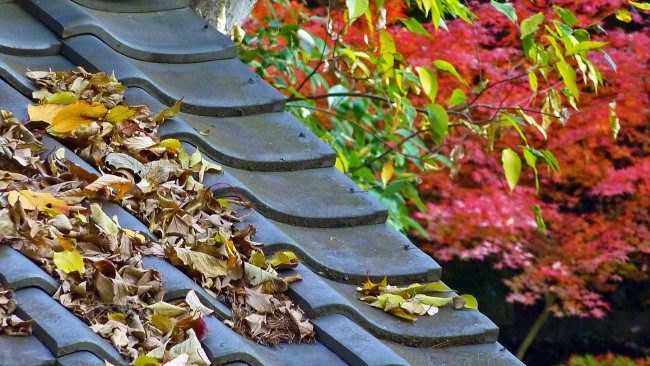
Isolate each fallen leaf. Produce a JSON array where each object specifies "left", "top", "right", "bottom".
[
  {"left": 268, "top": 251, "right": 300, "bottom": 270},
  {"left": 91, "top": 203, "right": 120, "bottom": 235},
  {"left": 106, "top": 105, "right": 136, "bottom": 123},
  {"left": 48, "top": 101, "right": 107, "bottom": 134},
  {"left": 84, "top": 174, "right": 132, "bottom": 199},
  {"left": 174, "top": 247, "right": 227, "bottom": 278},
  {"left": 7, "top": 190, "right": 69, "bottom": 215},
  {"left": 185, "top": 290, "right": 213, "bottom": 316},
  {"left": 134, "top": 355, "right": 160, "bottom": 366},
  {"left": 146, "top": 301, "right": 188, "bottom": 317},
  {"left": 153, "top": 99, "right": 182, "bottom": 123},
  {"left": 27, "top": 103, "right": 66, "bottom": 124},
  {"left": 53, "top": 250, "right": 84, "bottom": 274}
]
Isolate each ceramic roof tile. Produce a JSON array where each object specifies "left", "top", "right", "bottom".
[
  {"left": 62, "top": 35, "right": 285, "bottom": 116},
  {"left": 0, "top": 335, "right": 56, "bottom": 366},
  {"left": 0, "top": 2, "right": 521, "bottom": 365},
  {"left": 67, "top": 0, "right": 190, "bottom": 13},
  {"left": 21, "top": 0, "right": 236, "bottom": 62},
  {"left": 125, "top": 87, "right": 337, "bottom": 171},
  {"left": 0, "top": 3, "right": 59, "bottom": 56}
]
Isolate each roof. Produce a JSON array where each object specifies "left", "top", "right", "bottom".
[{"left": 0, "top": 1, "right": 523, "bottom": 365}]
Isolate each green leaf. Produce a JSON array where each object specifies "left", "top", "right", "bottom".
[
  {"left": 448, "top": 88, "right": 466, "bottom": 105},
  {"left": 399, "top": 18, "right": 432, "bottom": 38},
  {"left": 460, "top": 294, "right": 479, "bottom": 309},
  {"left": 520, "top": 12, "right": 544, "bottom": 39},
  {"left": 153, "top": 99, "right": 182, "bottom": 123},
  {"left": 346, "top": 0, "right": 369, "bottom": 20},
  {"left": 433, "top": 60, "right": 468, "bottom": 86},
  {"left": 566, "top": 41, "right": 608, "bottom": 56},
  {"left": 523, "top": 148, "right": 539, "bottom": 191},
  {"left": 379, "top": 31, "right": 396, "bottom": 75},
  {"left": 415, "top": 294, "right": 453, "bottom": 307},
  {"left": 528, "top": 72, "right": 538, "bottom": 95},
  {"left": 46, "top": 92, "right": 78, "bottom": 105},
  {"left": 53, "top": 250, "right": 84, "bottom": 274},
  {"left": 552, "top": 6, "right": 578, "bottom": 26},
  {"left": 415, "top": 66, "right": 438, "bottom": 103},
  {"left": 502, "top": 148, "right": 521, "bottom": 192},
  {"left": 629, "top": 1, "right": 650, "bottom": 11},
  {"left": 425, "top": 104, "right": 449, "bottom": 146},
  {"left": 616, "top": 9, "right": 632, "bottom": 23},
  {"left": 530, "top": 205, "right": 547, "bottom": 234},
  {"left": 557, "top": 61, "right": 579, "bottom": 98},
  {"left": 490, "top": 1, "right": 517, "bottom": 24}
]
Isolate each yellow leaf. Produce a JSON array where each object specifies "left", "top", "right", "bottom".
[
  {"left": 134, "top": 355, "right": 160, "bottom": 366},
  {"left": 48, "top": 101, "right": 107, "bottom": 134},
  {"left": 381, "top": 160, "right": 395, "bottom": 186},
  {"left": 84, "top": 174, "right": 132, "bottom": 199},
  {"left": 268, "top": 251, "right": 300, "bottom": 270},
  {"left": 7, "top": 190, "right": 69, "bottom": 214},
  {"left": 108, "top": 313, "right": 128, "bottom": 322},
  {"left": 56, "top": 237, "right": 76, "bottom": 251},
  {"left": 153, "top": 99, "right": 182, "bottom": 123},
  {"left": 146, "top": 301, "right": 187, "bottom": 317},
  {"left": 105, "top": 105, "right": 136, "bottom": 123},
  {"left": 53, "top": 250, "right": 84, "bottom": 274},
  {"left": 149, "top": 314, "right": 175, "bottom": 333},
  {"left": 27, "top": 104, "right": 66, "bottom": 124}
]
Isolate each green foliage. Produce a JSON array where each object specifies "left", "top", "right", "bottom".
[{"left": 240, "top": 0, "right": 613, "bottom": 235}]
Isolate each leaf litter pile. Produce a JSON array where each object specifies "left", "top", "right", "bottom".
[
  {"left": 0, "top": 69, "right": 313, "bottom": 365},
  {"left": 0, "top": 68, "right": 478, "bottom": 364}
]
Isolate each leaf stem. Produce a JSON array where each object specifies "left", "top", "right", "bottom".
[{"left": 516, "top": 292, "right": 557, "bottom": 360}]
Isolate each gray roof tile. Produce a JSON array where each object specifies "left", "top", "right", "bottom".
[
  {"left": 126, "top": 87, "right": 337, "bottom": 171},
  {"left": 21, "top": 0, "right": 236, "bottom": 62},
  {"left": 312, "top": 314, "right": 409, "bottom": 366},
  {"left": 62, "top": 35, "right": 285, "bottom": 117},
  {"left": 0, "top": 245, "right": 59, "bottom": 295},
  {"left": 0, "top": 2, "right": 521, "bottom": 364},
  {"left": 0, "top": 335, "right": 56, "bottom": 366},
  {"left": 56, "top": 351, "right": 104, "bottom": 366},
  {"left": 69, "top": 0, "right": 190, "bottom": 13},
  {"left": 12, "top": 288, "right": 126, "bottom": 365},
  {"left": 0, "top": 3, "right": 59, "bottom": 56}
]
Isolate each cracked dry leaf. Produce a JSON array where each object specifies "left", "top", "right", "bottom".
[
  {"left": 185, "top": 290, "right": 213, "bottom": 317},
  {"left": 104, "top": 153, "right": 147, "bottom": 176},
  {"left": 84, "top": 174, "right": 132, "bottom": 199},
  {"left": 7, "top": 190, "right": 69, "bottom": 215},
  {"left": 169, "top": 329, "right": 210, "bottom": 366},
  {"left": 0, "top": 285, "right": 32, "bottom": 336},
  {"left": 173, "top": 247, "right": 228, "bottom": 278}
]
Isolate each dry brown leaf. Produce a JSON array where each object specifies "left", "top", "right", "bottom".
[
  {"left": 84, "top": 174, "right": 132, "bottom": 199},
  {"left": 173, "top": 247, "right": 227, "bottom": 278}
]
